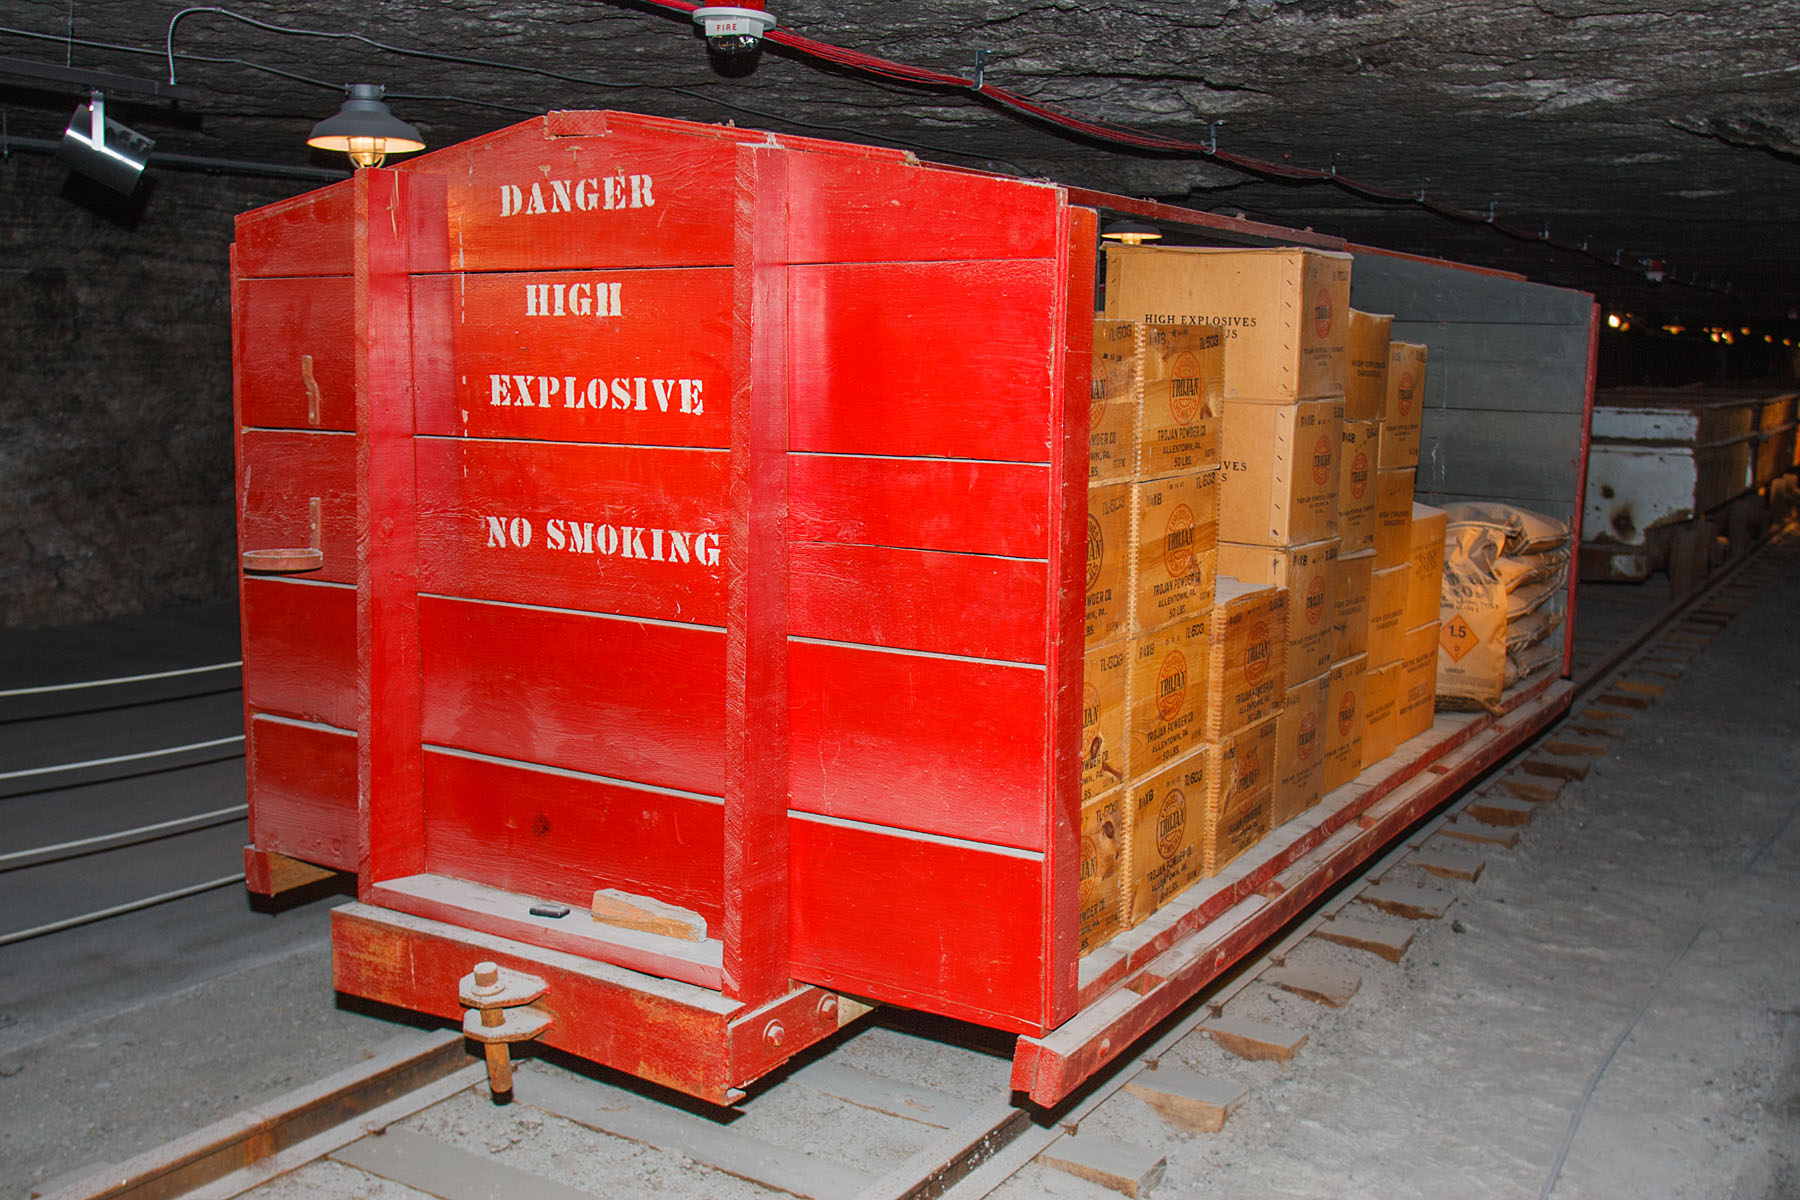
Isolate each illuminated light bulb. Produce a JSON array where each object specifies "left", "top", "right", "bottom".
[
  {"left": 1606, "top": 313, "right": 1622, "bottom": 329},
  {"left": 308, "top": 84, "right": 424, "bottom": 169}
]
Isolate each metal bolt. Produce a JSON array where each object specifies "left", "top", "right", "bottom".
[
  {"left": 764, "top": 1021, "right": 786, "bottom": 1049},
  {"left": 474, "top": 962, "right": 499, "bottom": 988},
  {"left": 817, "top": 994, "right": 838, "bottom": 1021}
]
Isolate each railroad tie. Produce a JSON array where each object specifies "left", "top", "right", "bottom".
[
  {"left": 1356, "top": 883, "right": 1455, "bottom": 920},
  {"left": 1038, "top": 1133, "right": 1167, "bottom": 1197},
  {"left": 1439, "top": 817, "right": 1524, "bottom": 848},
  {"left": 1262, "top": 963, "right": 1362, "bottom": 1008},
  {"left": 1409, "top": 846, "right": 1486, "bottom": 882},
  {"left": 1123, "top": 1067, "right": 1249, "bottom": 1133},
  {"left": 1313, "top": 916, "right": 1414, "bottom": 962},
  {"left": 1464, "top": 793, "right": 1536, "bottom": 827},
  {"left": 1204, "top": 1015, "right": 1309, "bottom": 1062},
  {"left": 1497, "top": 776, "right": 1563, "bottom": 804}
]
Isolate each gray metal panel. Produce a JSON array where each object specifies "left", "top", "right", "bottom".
[
  {"left": 1390, "top": 322, "right": 1590, "bottom": 414},
  {"left": 1349, "top": 252, "right": 1594, "bottom": 326},
  {"left": 1417, "top": 409, "right": 1584, "bottom": 504}
]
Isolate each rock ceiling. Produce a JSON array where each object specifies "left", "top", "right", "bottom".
[{"left": 5, "top": 0, "right": 1798, "bottom": 326}]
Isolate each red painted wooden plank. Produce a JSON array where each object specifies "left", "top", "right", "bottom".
[
  {"left": 788, "top": 814, "right": 1049, "bottom": 1034},
  {"left": 721, "top": 144, "right": 792, "bottom": 1007},
  {"left": 395, "top": 114, "right": 740, "bottom": 271},
  {"left": 787, "top": 259, "right": 1060, "bottom": 461},
  {"left": 788, "top": 455, "right": 1051, "bottom": 558},
  {"left": 236, "top": 276, "right": 356, "bottom": 430},
  {"left": 413, "top": 437, "right": 728, "bottom": 624},
  {"left": 783, "top": 153, "right": 1060, "bottom": 263},
  {"left": 1042, "top": 202, "right": 1097, "bottom": 1025},
  {"left": 410, "top": 268, "right": 733, "bottom": 447},
  {"left": 238, "top": 429, "right": 357, "bottom": 584},
  {"left": 421, "top": 747, "right": 724, "bottom": 926},
  {"left": 331, "top": 902, "right": 740, "bottom": 1104},
  {"left": 247, "top": 713, "right": 357, "bottom": 872},
  {"left": 417, "top": 595, "right": 725, "bottom": 796},
  {"left": 242, "top": 578, "right": 357, "bottom": 729},
  {"left": 234, "top": 178, "right": 355, "bottom": 278},
  {"left": 788, "top": 639, "right": 1047, "bottom": 850},
  {"left": 357, "top": 169, "right": 426, "bottom": 891},
  {"left": 790, "top": 542, "right": 1048, "bottom": 664}
]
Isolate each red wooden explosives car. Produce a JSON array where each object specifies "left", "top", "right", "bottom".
[{"left": 234, "top": 111, "right": 1592, "bottom": 1106}]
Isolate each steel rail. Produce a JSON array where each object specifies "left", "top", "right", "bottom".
[
  {"left": 0, "top": 735, "right": 245, "bottom": 783},
  {"left": 0, "top": 661, "right": 241, "bottom": 698},
  {"left": 0, "top": 805, "right": 248, "bottom": 872},
  {"left": 0, "top": 873, "right": 246, "bottom": 946}
]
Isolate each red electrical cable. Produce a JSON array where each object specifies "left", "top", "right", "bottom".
[{"left": 638, "top": 0, "right": 1724, "bottom": 289}]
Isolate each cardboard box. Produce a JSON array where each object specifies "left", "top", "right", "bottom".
[
  {"left": 1087, "top": 482, "right": 1132, "bottom": 647},
  {"left": 1337, "top": 419, "right": 1378, "bottom": 553},
  {"left": 1089, "top": 320, "right": 1140, "bottom": 484},
  {"left": 1205, "top": 716, "right": 1278, "bottom": 875},
  {"left": 1125, "top": 747, "right": 1210, "bottom": 925},
  {"left": 1219, "top": 397, "right": 1345, "bottom": 546},
  {"left": 1129, "top": 471, "right": 1218, "bottom": 635},
  {"left": 1079, "top": 788, "right": 1124, "bottom": 955},
  {"left": 1324, "top": 654, "right": 1367, "bottom": 794},
  {"left": 1125, "top": 612, "right": 1211, "bottom": 781},
  {"left": 1345, "top": 309, "right": 1392, "bottom": 421},
  {"left": 1396, "top": 621, "right": 1441, "bottom": 744},
  {"left": 1368, "top": 563, "right": 1409, "bottom": 667},
  {"left": 1207, "top": 576, "right": 1288, "bottom": 738},
  {"left": 1331, "top": 548, "right": 1375, "bottom": 662},
  {"left": 1360, "top": 660, "right": 1400, "bottom": 769},
  {"left": 1081, "top": 640, "right": 1129, "bottom": 802},
  {"left": 1101, "top": 245, "right": 1353, "bottom": 400},
  {"left": 1139, "top": 323, "right": 1225, "bottom": 478},
  {"left": 1091, "top": 320, "right": 1226, "bottom": 483},
  {"left": 1380, "top": 341, "right": 1428, "bottom": 469},
  {"left": 1274, "top": 672, "right": 1329, "bottom": 825},
  {"left": 1219, "top": 539, "right": 1339, "bottom": 685},
  {"left": 1372, "top": 467, "right": 1415, "bottom": 568},
  {"left": 1405, "top": 502, "right": 1448, "bottom": 631}
]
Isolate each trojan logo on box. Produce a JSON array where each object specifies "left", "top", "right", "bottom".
[
  {"left": 1155, "top": 789, "right": 1187, "bottom": 859},
  {"left": 1245, "top": 621, "right": 1271, "bottom": 685},
  {"left": 1156, "top": 650, "right": 1188, "bottom": 722},
  {"left": 1162, "top": 505, "right": 1196, "bottom": 579}
]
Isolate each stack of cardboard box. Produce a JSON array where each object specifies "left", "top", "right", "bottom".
[
  {"left": 1353, "top": 312, "right": 1443, "bottom": 765},
  {"left": 1105, "top": 245, "right": 1353, "bottom": 882},
  {"left": 1080, "top": 321, "right": 1224, "bottom": 948},
  {"left": 1079, "top": 243, "right": 1446, "bottom": 951}
]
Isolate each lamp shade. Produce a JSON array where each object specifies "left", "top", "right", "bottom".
[
  {"left": 307, "top": 84, "right": 424, "bottom": 168},
  {"left": 1101, "top": 219, "right": 1162, "bottom": 245}
]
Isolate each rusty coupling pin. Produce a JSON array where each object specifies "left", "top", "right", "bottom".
[{"left": 458, "top": 960, "right": 551, "bottom": 1097}]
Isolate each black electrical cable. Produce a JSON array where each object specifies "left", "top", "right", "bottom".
[{"left": 0, "top": 18, "right": 1026, "bottom": 172}]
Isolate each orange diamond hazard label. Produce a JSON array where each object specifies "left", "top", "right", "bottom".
[{"left": 1441, "top": 613, "right": 1479, "bottom": 662}]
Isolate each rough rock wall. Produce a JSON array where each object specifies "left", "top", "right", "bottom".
[{"left": 0, "top": 156, "right": 298, "bottom": 629}]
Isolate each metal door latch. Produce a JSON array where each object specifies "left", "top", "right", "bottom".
[{"left": 459, "top": 960, "right": 551, "bottom": 1096}]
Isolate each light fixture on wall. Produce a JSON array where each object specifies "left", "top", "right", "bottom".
[
  {"left": 1101, "top": 219, "right": 1162, "bottom": 246},
  {"left": 306, "top": 84, "right": 424, "bottom": 168},
  {"left": 55, "top": 92, "right": 154, "bottom": 194}
]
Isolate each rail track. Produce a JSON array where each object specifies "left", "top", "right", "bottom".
[
  {"left": 23, "top": 526, "right": 1789, "bottom": 1200},
  {"left": 0, "top": 657, "right": 250, "bottom": 948}
]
